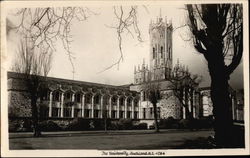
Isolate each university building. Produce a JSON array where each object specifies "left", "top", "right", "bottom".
[{"left": 7, "top": 15, "right": 244, "bottom": 125}]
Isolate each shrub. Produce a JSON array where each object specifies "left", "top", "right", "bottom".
[
  {"left": 196, "top": 117, "right": 213, "bottom": 129},
  {"left": 107, "top": 120, "right": 119, "bottom": 130},
  {"left": 39, "top": 120, "right": 62, "bottom": 131},
  {"left": 9, "top": 120, "right": 21, "bottom": 132},
  {"left": 66, "top": 118, "right": 90, "bottom": 131},
  {"left": 178, "top": 118, "right": 214, "bottom": 129},
  {"left": 160, "top": 117, "right": 179, "bottom": 129},
  {"left": 23, "top": 119, "right": 33, "bottom": 131},
  {"left": 133, "top": 123, "right": 147, "bottom": 130},
  {"left": 178, "top": 119, "right": 191, "bottom": 129},
  {"left": 117, "top": 119, "right": 133, "bottom": 130},
  {"left": 88, "top": 119, "right": 105, "bottom": 130}
]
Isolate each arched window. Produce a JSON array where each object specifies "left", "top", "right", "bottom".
[
  {"left": 53, "top": 91, "right": 60, "bottom": 102},
  {"left": 65, "top": 92, "right": 72, "bottom": 101},
  {"left": 85, "top": 94, "right": 91, "bottom": 104},
  {"left": 120, "top": 97, "right": 124, "bottom": 106},
  {"left": 103, "top": 95, "right": 109, "bottom": 105},
  {"left": 112, "top": 96, "right": 117, "bottom": 105},
  {"left": 134, "top": 99, "right": 138, "bottom": 107},
  {"left": 76, "top": 93, "right": 81, "bottom": 103},
  {"left": 127, "top": 98, "right": 132, "bottom": 106},
  {"left": 94, "top": 95, "right": 100, "bottom": 104}
]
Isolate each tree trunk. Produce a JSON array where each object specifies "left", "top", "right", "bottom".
[
  {"left": 153, "top": 103, "right": 159, "bottom": 132},
  {"left": 208, "top": 53, "right": 234, "bottom": 147},
  {"left": 31, "top": 95, "right": 42, "bottom": 137}
]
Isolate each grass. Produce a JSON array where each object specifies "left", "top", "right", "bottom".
[{"left": 9, "top": 129, "right": 216, "bottom": 150}]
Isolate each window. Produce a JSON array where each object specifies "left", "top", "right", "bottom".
[
  {"left": 111, "top": 110, "right": 116, "bottom": 118},
  {"left": 127, "top": 98, "right": 132, "bottom": 106},
  {"left": 134, "top": 100, "right": 138, "bottom": 107},
  {"left": 134, "top": 112, "right": 138, "bottom": 119},
  {"left": 112, "top": 97, "right": 117, "bottom": 105},
  {"left": 160, "top": 46, "right": 163, "bottom": 58},
  {"left": 127, "top": 111, "right": 131, "bottom": 118},
  {"left": 94, "top": 110, "right": 99, "bottom": 118},
  {"left": 66, "top": 92, "right": 71, "bottom": 101},
  {"left": 74, "top": 109, "right": 81, "bottom": 117},
  {"left": 94, "top": 95, "right": 100, "bottom": 104},
  {"left": 84, "top": 110, "right": 89, "bottom": 118},
  {"left": 143, "top": 108, "right": 146, "bottom": 119},
  {"left": 85, "top": 94, "right": 91, "bottom": 104},
  {"left": 76, "top": 93, "right": 81, "bottom": 103},
  {"left": 142, "top": 91, "right": 146, "bottom": 101},
  {"left": 53, "top": 91, "right": 60, "bottom": 102},
  {"left": 120, "top": 98, "right": 124, "bottom": 106},
  {"left": 150, "top": 108, "right": 153, "bottom": 115},
  {"left": 52, "top": 107, "right": 60, "bottom": 117},
  {"left": 153, "top": 47, "right": 156, "bottom": 59},
  {"left": 103, "top": 96, "right": 109, "bottom": 105},
  {"left": 119, "top": 111, "right": 123, "bottom": 118},
  {"left": 64, "top": 107, "right": 71, "bottom": 117}
]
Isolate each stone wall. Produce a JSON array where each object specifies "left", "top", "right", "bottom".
[
  {"left": 160, "top": 96, "right": 181, "bottom": 119},
  {"left": 8, "top": 91, "right": 32, "bottom": 117}
]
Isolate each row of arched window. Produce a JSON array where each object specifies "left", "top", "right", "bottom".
[{"left": 45, "top": 90, "right": 139, "bottom": 106}]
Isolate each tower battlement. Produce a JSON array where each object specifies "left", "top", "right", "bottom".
[{"left": 134, "top": 13, "right": 189, "bottom": 84}]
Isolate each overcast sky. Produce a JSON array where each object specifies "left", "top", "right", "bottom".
[{"left": 7, "top": 5, "right": 243, "bottom": 90}]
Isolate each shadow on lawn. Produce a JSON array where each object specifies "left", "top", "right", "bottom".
[{"left": 178, "top": 136, "right": 245, "bottom": 149}]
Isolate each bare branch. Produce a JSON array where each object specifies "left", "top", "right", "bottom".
[
  {"left": 100, "top": 6, "right": 144, "bottom": 72},
  {"left": 12, "top": 7, "right": 96, "bottom": 79}
]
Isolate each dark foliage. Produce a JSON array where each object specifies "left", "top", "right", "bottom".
[
  {"left": 133, "top": 123, "right": 148, "bottom": 130},
  {"left": 40, "top": 120, "right": 62, "bottom": 131},
  {"left": 117, "top": 119, "right": 133, "bottom": 130},
  {"left": 66, "top": 118, "right": 90, "bottom": 131},
  {"left": 159, "top": 117, "right": 179, "bottom": 129}
]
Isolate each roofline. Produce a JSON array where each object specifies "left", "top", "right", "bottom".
[{"left": 7, "top": 71, "right": 136, "bottom": 92}]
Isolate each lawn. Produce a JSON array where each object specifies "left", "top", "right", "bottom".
[{"left": 9, "top": 129, "right": 215, "bottom": 150}]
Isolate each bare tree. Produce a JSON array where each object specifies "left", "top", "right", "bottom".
[
  {"left": 142, "top": 78, "right": 161, "bottom": 132},
  {"left": 12, "top": 38, "right": 52, "bottom": 137},
  {"left": 186, "top": 4, "right": 243, "bottom": 147},
  {"left": 9, "top": 7, "right": 96, "bottom": 78},
  {"left": 169, "top": 68, "right": 201, "bottom": 121}
]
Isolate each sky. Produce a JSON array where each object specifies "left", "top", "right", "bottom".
[{"left": 6, "top": 5, "right": 244, "bottom": 90}]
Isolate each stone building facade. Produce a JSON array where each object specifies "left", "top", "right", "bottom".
[
  {"left": 7, "top": 14, "right": 243, "bottom": 124},
  {"left": 8, "top": 72, "right": 141, "bottom": 120},
  {"left": 199, "top": 87, "right": 244, "bottom": 121}
]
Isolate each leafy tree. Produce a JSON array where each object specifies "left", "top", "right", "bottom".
[{"left": 186, "top": 4, "right": 243, "bottom": 147}]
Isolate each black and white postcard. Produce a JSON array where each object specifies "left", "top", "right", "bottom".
[{"left": 1, "top": 0, "right": 249, "bottom": 157}]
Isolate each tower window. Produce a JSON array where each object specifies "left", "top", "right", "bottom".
[
  {"left": 161, "top": 46, "right": 163, "bottom": 58},
  {"left": 153, "top": 47, "right": 156, "bottom": 59}
]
